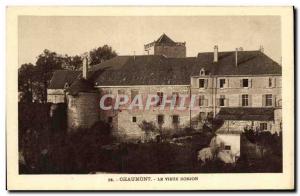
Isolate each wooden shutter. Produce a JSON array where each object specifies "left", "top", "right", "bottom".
[
  {"left": 240, "top": 79, "right": 243, "bottom": 87},
  {"left": 238, "top": 95, "right": 241, "bottom": 106},
  {"left": 225, "top": 98, "right": 229, "bottom": 107},
  {"left": 273, "top": 95, "right": 276, "bottom": 107},
  {"left": 273, "top": 78, "right": 276, "bottom": 88},
  {"left": 205, "top": 99, "right": 208, "bottom": 106},
  {"left": 249, "top": 79, "right": 252, "bottom": 88},
  {"left": 205, "top": 79, "right": 208, "bottom": 88},
  {"left": 227, "top": 79, "right": 230, "bottom": 88},
  {"left": 248, "top": 95, "right": 252, "bottom": 107},
  {"left": 191, "top": 78, "right": 197, "bottom": 87},
  {"left": 262, "top": 94, "right": 266, "bottom": 107}
]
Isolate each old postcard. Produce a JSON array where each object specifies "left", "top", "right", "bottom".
[{"left": 6, "top": 6, "right": 294, "bottom": 190}]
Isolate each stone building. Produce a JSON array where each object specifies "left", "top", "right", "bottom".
[
  {"left": 47, "top": 34, "right": 282, "bottom": 141},
  {"left": 144, "top": 33, "right": 186, "bottom": 58}
]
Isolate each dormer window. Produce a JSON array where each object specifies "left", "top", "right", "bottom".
[
  {"left": 200, "top": 68, "right": 205, "bottom": 76},
  {"left": 64, "top": 82, "right": 69, "bottom": 89}
]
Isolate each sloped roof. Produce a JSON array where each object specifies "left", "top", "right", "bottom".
[
  {"left": 48, "top": 70, "right": 81, "bottom": 89},
  {"left": 67, "top": 78, "right": 97, "bottom": 95},
  {"left": 48, "top": 50, "right": 282, "bottom": 88},
  {"left": 206, "top": 51, "right": 282, "bottom": 76},
  {"left": 155, "top": 33, "right": 176, "bottom": 45},
  {"left": 89, "top": 50, "right": 281, "bottom": 86},
  {"left": 216, "top": 107, "right": 275, "bottom": 121}
]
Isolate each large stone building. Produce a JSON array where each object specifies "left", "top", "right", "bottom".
[{"left": 47, "top": 34, "right": 282, "bottom": 141}]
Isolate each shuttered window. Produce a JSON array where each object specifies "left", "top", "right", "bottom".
[
  {"left": 199, "top": 79, "right": 208, "bottom": 88},
  {"left": 198, "top": 95, "right": 208, "bottom": 106},
  {"left": 219, "top": 79, "right": 226, "bottom": 88},
  {"left": 219, "top": 95, "right": 226, "bottom": 106},
  {"left": 242, "top": 94, "right": 249, "bottom": 106},
  {"left": 240, "top": 78, "right": 252, "bottom": 88},
  {"left": 199, "top": 79, "right": 205, "bottom": 88},
  {"left": 266, "top": 94, "right": 273, "bottom": 106}
]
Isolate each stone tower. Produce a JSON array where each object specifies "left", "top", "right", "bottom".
[{"left": 144, "top": 33, "right": 186, "bottom": 58}]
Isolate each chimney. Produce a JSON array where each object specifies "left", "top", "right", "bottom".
[
  {"left": 235, "top": 48, "right": 238, "bottom": 67},
  {"left": 259, "top": 45, "right": 264, "bottom": 53},
  {"left": 213, "top": 45, "right": 218, "bottom": 62},
  {"left": 82, "top": 56, "right": 88, "bottom": 79}
]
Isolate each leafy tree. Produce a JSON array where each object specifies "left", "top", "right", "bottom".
[
  {"left": 62, "top": 54, "right": 82, "bottom": 70},
  {"left": 35, "top": 49, "right": 64, "bottom": 102},
  {"left": 89, "top": 45, "right": 117, "bottom": 65},
  {"left": 18, "top": 63, "right": 35, "bottom": 102}
]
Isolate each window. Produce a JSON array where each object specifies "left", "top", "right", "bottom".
[
  {"left": 132, "top": 116, "right": 137, "bottom": 123},
  {"left": 219, "top": 79, "right": 226, "bottom": 88},
  {"left": 199, "top": 79, "right": 205, "bottom": 88},
  {"left": 157, "top": 115, "right": 164, "bottom": 124},
  {"left": 224, "top": 145, "right": 231, "bottom": 150},
  {"left": 64, "top": 82, "right": 69, "bottom": 89},
  {"left": 219, "top": 95, "right": 225, "bottom": 107},
  {"left": 242, "top": 79, "right": 249, "bottom": 87},
  {"left": 260, "top": 123, "right": 268, "bottom": 131},
  {"left": 157, "top": 92, "right": 163, "bottom": 106},
  {"left": 108, "top": 117, "right": 113, "bottom": 123},
  {"left": 265, "top": 94, "right": 273, "bottom": 106},
  {"left": 268, "top": 78, "right": 273, "bottom": 87},
  {"left": 172, "top": 115, "right": 179, "bottom": 124},
  {"left": 199, "top": 95, "right": 205, "bottom": 106},
  {"left": 131, "top": 90, "right": 139, "bottom": 101},
  {"left": 200, "top": 68, "right": 205, "bottom": 76},
  {"left": 242, "top": 94, "right": 249, "bottom": 107}
]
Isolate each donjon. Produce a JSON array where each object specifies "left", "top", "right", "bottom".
[
  {"left": 144, "top": 33, "right": 186, "bottom": 58},
  {"left": 47, "top": 33, "right": 282, "bottom": 142}
]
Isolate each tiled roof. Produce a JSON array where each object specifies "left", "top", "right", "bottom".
[
  {"left": 155, "top": 33, "right": 176, "bottom": 45},
  {"left": 216, "top": 107, "right": 275, "bottom": 121},
  {"left": 48, "top": 50, "right": 282, "bottom": 89},
  {"left": 90, "top": 50, "right": 281, "bottom": 86},
  {"left": 67, "top": 78, "right": 97, "bottom": 95},
  {"left": 48, "top": 70, "right": 81, "bottom": 89}
]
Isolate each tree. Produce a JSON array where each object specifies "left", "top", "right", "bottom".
[
  {"left": 18, "top": 63, "right": 35, "bottom": 102},
  {"left": 62, "top": 54, "right": 82, "bottom": 70},
  {"left": 89, "top": 45, "right": 117, "bottom": 65},
  {"left": 35, "top": 49, "right": 64, "bottom": 102}
]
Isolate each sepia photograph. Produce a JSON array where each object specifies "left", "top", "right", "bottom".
[{"left": 6, "top": 6, "right": 294, "bottom": 190}]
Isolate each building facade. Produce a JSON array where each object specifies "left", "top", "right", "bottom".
[{"left": 47, "top": 34, "right": 282, "bottom": 141}]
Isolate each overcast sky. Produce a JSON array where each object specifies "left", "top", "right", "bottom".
[{"left": 18, "top": 16, "right": 281, "bottom": 66}]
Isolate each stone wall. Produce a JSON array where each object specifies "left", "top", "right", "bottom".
[
  {"left": 67, "top": 92, "right": 100, "bottom": 131},
  {"left": 153, "top": 45, "right": 186, "bottom": 58},
  {"left": 191, "top": 75, "right": 282, "bottom": 111},
  {"left": 98, "top": 85, "right": 193, "bottom": 140},
  {"left": 216, "top": 133, "right": 241, "bottom": 158},
  {"left": 47, "top": 89, "right": 65, "bottom": 103},
  {"left": 218, "top": 120, "right": 277, "bottom": 133}
]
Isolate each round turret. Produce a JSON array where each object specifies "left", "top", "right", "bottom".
[{"left": 66, "top": 78, "right": 99, "bottom": 131}]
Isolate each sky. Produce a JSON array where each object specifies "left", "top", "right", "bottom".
[{"left": 18, "top": 16, "right": 281, "bottom": 66}]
